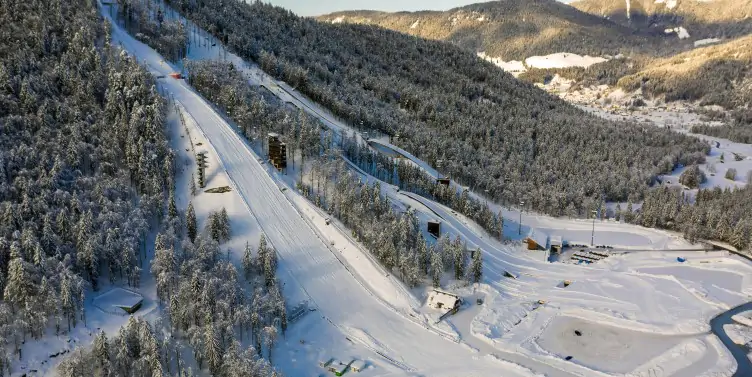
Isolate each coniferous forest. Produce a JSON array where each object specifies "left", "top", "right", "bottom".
[
  {"left": 0, "top": 0, "right": 171, "bottom": 370},
  {"left": 167, "top": 0, "right": 710, "bottom": 217},
  {"left": 0, "top": 1, "right": 285, "bottom": 375}
]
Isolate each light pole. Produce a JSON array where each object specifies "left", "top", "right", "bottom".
[
  {"left": 591, "top": 209, "right": 597, "bottom": 246},
  {"left": 518, "top": 200, "right": 525, "bottom": 235}
]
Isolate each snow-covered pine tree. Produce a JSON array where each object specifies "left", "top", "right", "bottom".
[
  {"left": 453, "top": 236, "right": 465, "bottom": 280},
  {"left": 242, "top": 241, "right": 253, "bottom": 280},
  {"left": 430, "top": 247, "right": 443, "bottom": 288},
  {"left": 186, "top": 202, "right": 197, "bottom": 242},
  {"left": 219, "top": 207, "right": 230, "bottom": 242},
  {"left": 168, "top": 190, "right": 178, "bottom": 219},
  {"left": 469, "top": 248, "right": 483, "bottom": 283}
]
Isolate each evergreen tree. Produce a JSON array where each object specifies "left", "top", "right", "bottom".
[
  {"left": 430, "top": 248, "right": 443, "bottom": 288},
  {"left": 469, "top": 248, "right": 483, "bottom": 283},
  {"left": 218, "top": 207, "right": 230, "bottom": 242},
  {"left": 453, "top": 237, "right": 466, "bottom": 280},
  {"left": 168, "top": 190, "right": 178, "bottom": 219},
  {"left": 190, "top": 173, "right": 197, "bottom": 196},
  {"left": 242, "top": 241, "right": 253, "bottom": 280},
  {"left": 186, "top": 202, "right": 197, "bottom": 242}
]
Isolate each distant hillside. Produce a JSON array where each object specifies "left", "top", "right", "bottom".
[
  {"left": 618, "top": 34, "right": 752, "bottom": 108},
  {"left": 318, "top": 0, "right": 667, "bottom": 61},
  {"left": 571, "top": 0, "right": 752, "bottom": 39}
]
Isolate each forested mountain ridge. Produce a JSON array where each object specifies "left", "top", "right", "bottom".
[
  {"left": 617, "top": 34, "right": 752, "bottom": 108},
  {"left": 571, "top": 0, "right": 752, "bottom": 39},
  {"left": 317, "top": 0, "right": 665, "bottom": 60},
  {"left": 168, "top": 0, "right": 709, "bottom": 217}
]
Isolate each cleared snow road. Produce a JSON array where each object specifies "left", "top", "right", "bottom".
[{"left": 101, "top": 8, "right": 547, "bottom": 377}]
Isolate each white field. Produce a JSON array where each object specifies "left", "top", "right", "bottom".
[
  {"left": 535, "top": 315, "right": 688, "bottom": 373},
  {"left": 525, "top": 53, "right": 608, "bottom": 69},
  {"left": 22, "top": 3, "right": 748, "bottom": 377},
  {"left": 477, "top": 52, "right": 527, "bottom": 73},
  {"left": 477, "top": 52, "right": 608, "bottom": 74}
]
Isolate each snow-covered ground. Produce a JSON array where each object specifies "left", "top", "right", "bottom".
[
  {"left": 733, "top": 310, "right": 752, "bottom": 327},
  {"left": 724, "top": 323, "right": 752, "bottom": 346},
  {"left": 525, "top": 53, "right": 608, "bottom": 69},
  {"left": 477, "top": 52, "right": 527, "bottom": 74},
  {"left": 477, "top": 52, "right": 608, "bottom": 75}
]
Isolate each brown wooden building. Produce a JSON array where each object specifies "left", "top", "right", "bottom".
[{"left": 268, "top": 133, "right": 287, "bottom": 170}]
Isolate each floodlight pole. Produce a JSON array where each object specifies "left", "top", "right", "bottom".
[
  {"left": 518, "top": 201, "right": 525, "bottom": 235},
  {"left": 591, "top": 210, "right": 597, "bottom": 246}
]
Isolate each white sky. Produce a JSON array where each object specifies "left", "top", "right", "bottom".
[{"left": 261, "top": 0, "right": 574, "bottom": 17}]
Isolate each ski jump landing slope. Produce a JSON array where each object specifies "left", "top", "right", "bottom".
[{"left": 102, "top": 9, "right": 545, "bottom": 377}]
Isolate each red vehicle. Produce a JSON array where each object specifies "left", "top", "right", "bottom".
[{"left": 168, "top": 72, "right": 183, "bottom": 79}]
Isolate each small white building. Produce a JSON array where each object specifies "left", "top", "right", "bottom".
[{"left": 427, "top": 288, "right": 462, "bottom": 312}]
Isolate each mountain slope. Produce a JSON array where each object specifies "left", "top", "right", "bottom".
[
  {"left": 571, "top": 0, "right": 752, "bottom": 38},
  {"left": 318, "top": 0, "right": 663, "bottom": 60},
  {"left": 168, "top": 0, "right": 709, "bottom": 216},
  {"left": 617, "top": 34, "right": 752, "bottom": 107}
]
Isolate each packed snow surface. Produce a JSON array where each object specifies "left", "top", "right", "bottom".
[
  {"left": 535, "top": 315, "right": 687, "bottom": 373},
  {"left": 525, "top": 53, "right": 608, "bottom": 69}
]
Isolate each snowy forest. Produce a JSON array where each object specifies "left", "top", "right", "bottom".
[
  {"left": 0, "top": 0, "right": 172, "bottom": 372},
  {"left": 112, "top": 0, "right": 189, "bottom": 62},
  {"left": 0, "top": 0, "right": 285, "bottom": 375},
  {"left": 150, "top": 200, "right": 285, "bottom": 377},
  {"left": 166, "top": 0, "right": 710, "bottom": 218},
  {"left": 341, "top": 138, "right": 503, "bottom": 239},
  {"left": 185, "top": 60, "right": 483, "bottom": 288},
  {"left": 691, "top": 108, "right": 752, "bottom": 144},
  {"left": 300, "top": 168, "right": 484, "bottom": 287},
  {"left": 635, "top": 185, "right": 752, "bottom": 252}
]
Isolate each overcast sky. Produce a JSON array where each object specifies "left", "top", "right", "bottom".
[{"left": 262, "top": 0, "right": 572, "bottom": 17}]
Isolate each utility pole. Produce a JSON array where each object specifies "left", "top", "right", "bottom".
[
  {"left": 518, "top": 200, "right": 525, "bottom": 235},
  {"left": 591, "top": 209, "right": 597, "bottom": 246}
]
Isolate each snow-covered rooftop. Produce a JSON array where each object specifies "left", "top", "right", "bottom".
[
  {"left": 92, "top": 287, "right": 144, "bottom": 315},
  {"left": 427, "top": 288, "right": 461, "bottom": 312}
]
